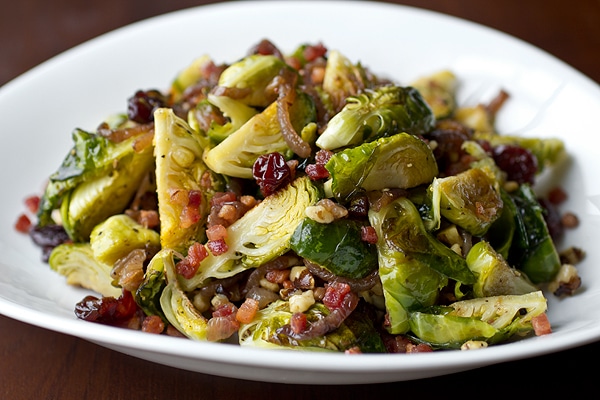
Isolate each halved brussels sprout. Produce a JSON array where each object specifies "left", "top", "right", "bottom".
[
  {"left": 154, "top": 249, "right": 209, "bottom": 340},
  {"left": 410, "top": 69, "right": 458, "bottom": 120},
  {"left": 409, "top": 291, "right": 548, "bottom": 349},
  {"left": 169, "top": 54, "right": 213, "bottom": 102},
  {"left": 368, "top": 196, "right": 465, "bottom": 334},
  {"left": 49, "top": 243, "right": 121, "bottom": 297},
  {"left": 181, "top": 176, "right": 322, "bottom": 291},
  {"left": 325, "top": 132, "right": 438, "bottom": 202},
  {"left": 153, "top": 108, "right": 225, "bottom": 254},
  {"left": 216, "top": 54, "right": 288, "bottom": 107},
  {"left": 202, "top": 92, "right": 315, "bottom": 178},
  {"left": 39, "top": 126, "right": 155, "bottom": 242},
  {"left": 200, "top": 93, "right": 259, "bottom": 143},
  {"left": 321, "top": 50, "right": 372, "bottom": 112},
  {"left": 429, "top": 166, "right": 503, "bottom": 236},
  {"left": 316, "top": 85, "right": 435, "bottom": 150},
  {"left": 466, "top": 240, "right": 538, "bottom": 297},
  {"left": 89, "top": 214, "right": 160, "bottom": 266}
]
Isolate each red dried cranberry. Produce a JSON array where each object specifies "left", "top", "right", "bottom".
[
  {"left": 305, "top": 163, "right": 329, "bottom": 180},
  {"left": 492, "top": 144, "right": 538, "bottom": 184},
  {"left": 127, "top": 89, "right": 168, "bottom": 124},
  {"left": 252, "top": 152, "right": 292, "bottom": 197},
  {"left": 74, "top": 290, "right": 138, "bottom": 325}
]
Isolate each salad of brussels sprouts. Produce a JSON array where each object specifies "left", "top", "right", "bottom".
[{"left": 19, "top": 39, "right": 584, "bottom": 353}]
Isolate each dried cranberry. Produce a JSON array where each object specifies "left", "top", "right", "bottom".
[
  {"left": 252, "top": 152, "right": 292, "bottom": 197},
  {"left": 29, "top": 224, "right": 71, "bottom": 262},
  {"left": 29, "top": 224, "right": 70, "bottom": 248},
  {"left": 74, "top": 290, "right": 138, "bottom": 325},
  {"left": 305, "top": 163, "right": 329, "bottom": 180},
  {"left": 492, "top": 144, "right": 538, "bottom": 184},
  {"left": 127, "top": 89, "right": 168, "bottom": 124}
]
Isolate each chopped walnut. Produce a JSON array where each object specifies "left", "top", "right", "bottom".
[
  {"left": 461, "top": 340, "right": 488, "bottom": 350},
  {"left": 548, "top": 264, "right": 582, "bottom": 297},
  {"left": 559, "top": 246, "right": 586, "bottom": 265},
  {"left": 305, "top": 199, "right": 348, "bottom": 223}
]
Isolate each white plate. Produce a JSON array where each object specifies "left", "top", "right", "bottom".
[{"left": 1, "top": 0, "right": 599, "bottom": 385}]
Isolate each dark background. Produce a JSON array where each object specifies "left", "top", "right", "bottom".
[{"left": 1, "top": 1, "right": 599, "bottom": 398}]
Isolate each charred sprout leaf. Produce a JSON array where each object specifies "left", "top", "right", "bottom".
[
  {"left": 368, "top": 197, "right": 450, "bottom": 334},
  {"left": 409, "top": 291, "right": 547, "bottom": 349},
  {"left": 135, "top": 251, "right": 166, "bottom": 321},
  {"left": 216, "top": 54, "right": 288, "bottom": 107},
  {"left": 316, "top": 85, "right": 435, "bottom": 150},
  {"left": 507, "top": 184, "right": 561, "bottom": 283},
  {"left": 325, "top": 132, "right": 438, "bottom": 202},
  {"left": 49, "top": 243, "right": 121, "bottom": 297},
  {"left": 238, "top": 300, "right": 385, "bottom": 352},
  {"left": 203, "top": 92, "right": 316, "bottom": 179},
  {"left": 38, "top": 126, "right": 154, "bottom": 242},
  {"left": 153, "top": 108, "right": 225, "bottom": 254},
  {"left": 290, "top": 218, "right": 377, "bottom": 279},
  {"left": 181, "top": 176, "right": 322, "bottom": 291},
  {"left": 89, "top": 214, "right": 160, "bottom": 266},
  {"left": 410, "top": 70, "right": 458, "bottom": 120},
  {"left": 466, "top": 240, "right": 538, "bottom": 298},
  {"left": 155, "top": 249, "right": 209, "bottom": 340},
  {"left": 429, "top": 166, "right": 503, "bottom": 236}
]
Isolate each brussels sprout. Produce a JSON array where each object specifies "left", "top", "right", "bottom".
[
  {"left": 153, "top": 249, "right": 209, "bottom": 340},
  {"left": 507, "top": 184, "right": 561, "bottom": 283},
  {"left": 373, "top": 196, "right": 476, "bottom": 285},
  {"left": 454, "top": 105, "right": 493, "bottom": 134},
  {"left": 181, "top": 176, "right": 322, "bottom": 291},
  {"left": 315, "top": 85, "right": 435, "bottom": 150},
  {"left": 89, "top": 214, "right": 160, "bottom": 266},
  {"left": 153, "top": 108, "right": 225, "bottom": 254},
  {"left": 199, "top": 93, "right": 259, "bottom": 143},
  {"left": 466, "top": 240, "right": 538, "bottom": 297},
  {"left": 409, "top": 291, "right": 548, "bottom": 349},
  {"left": 321, "top": 50, "right": 373, "bottom": 112},
  {"left": 203, "top": 92, "right": 316, "bottom": 179},
  {"left": 38, "top": 126, "right": 155, "bottom": 242},
  {"left": 49, "top": 243, "right": 121, "bottom": 297},
  {"left": 368, "top": 196, "right": 461, "bottom": 334},
  {"left": 429, "top": 166, "right": 503, "bottom": 237},
  {"left": 485, "top": 188, "right": 519, "bottom": 259},
  {"left": 238, "top": 300, "right": 386, "bottom": 352},
  {"left": 325, "top": 132, "right": 438, "bottom": 202},
  {"left": 410, "top": 70, "right": 458, "bottom": 120},
  {"left": 290, "top": 217, "right": 377, "bottom": 279},
  {"left": 216, "top": 54, "right": 289, "bottom": 107},
  {"left": 169, "top": 54, "right": 213, "bottom": 102}
]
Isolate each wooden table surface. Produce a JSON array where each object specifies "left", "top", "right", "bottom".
[{"left": 2, "top": 1, "right": 599, "bottom": 398}]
